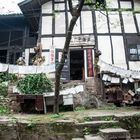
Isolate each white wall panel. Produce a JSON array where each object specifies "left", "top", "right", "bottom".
[
  {"left": 96, "top": 11, "right": 108, "bottom": 33},
  {"left": 120, "top": 1, "right": 132, "bottom": 9},
  {"left": 25, "top": 49, "right": 29, "bottom": 65},
  {"left": 129, "top": 62, "right": 140, "bottom": 71},
  {"left": 122, "top": 12, "right": 137, "bottom": 33},
  {"left": 42, "top": 2, "right": 52, "bottom": 14},
  {"left": 68, "top": 12, "right": 80, "bottom": 34},
  {"left": 55, "top": 3, "right": 65, "bottom": 11},
  {"left": 42, "top": 52, "right": 50, "bottom": 65},
  {"left": 41, "top": 38, "right": 52, "bottom": 50},
  {"left": 136, "top": 14, "right": 140, "bottom": 32},
  {"left": 106, "top": 0, "right": 118, "bottom": 9},
  {"left": 108, "top": 12, "right": 121, "bottom": 33},
  {"left": 55, "top": 12, "right": 65, "bottom": 34},
  {"left": 98, "top": 36, "right": 112, "bottom": 64},
  {"left": 81, "top": 11, "right": 93, "bottom": 33},
  {"left": 112, "top": 36, "right": 127, "bottom": 69},
  {"left": 53, "top": 37, "right": 65, "bottom": 49},
  {"left": 42, "top": 16, "right": 52, "bottom": 35}
]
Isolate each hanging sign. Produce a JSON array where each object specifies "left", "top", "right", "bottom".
[
  {"left": 87, "top": 49, "right": 94, "bottom": 77},
  {"left": 70, "top": 35, "right": 95, "bottom": 46}
]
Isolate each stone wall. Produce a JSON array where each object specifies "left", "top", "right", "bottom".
[{"left": 0, "top": 120, "right": 81, "bottom": 140}]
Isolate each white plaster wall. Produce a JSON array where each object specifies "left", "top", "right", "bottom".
[
  {"left": 25, "top": 49, "right": 29, "bottom": 65},
  {"left": 108, "top": 12, "right": 121, "bottom": 33},
  {"left": 53, "top": 37, "right": 65, "bottom": 49},
  {"left": 136, "top": 14, "right": 140, "bottom": 32},
  {"left": 98, "top": 36, "right": 112, "bottom": 64},
  {"left": 96, "top": 11, "right": 108, "bottom": 33},
  {"left": 42, "top": 2, "right": 52, "bottom": 14},
  {"left": 41, "top": 38, "right": 52, "bottom": 50},
  {"left": 112, "top": 36, "right": 127, "bottom": 69},
  {"left": 29, "top": 48, "right": 34, "bottom": 53},
  {"left": 81, "top": 11, "right": 93, "bottom": 34},
  {"left": 106, "top": 0, "right": 118, "bottom": 9},
  {"left": 129, "top": 62, "right": 140, "bottom": 71},
  {"left": 42, "top": 52, "right": 50, "bottom": 65},
  {"left": 122, "top": 12, "right": 137, "bottom": 33},
  {"left": 120, "top": 1, "right": 132, "bottom": 9},
  {"left": 42, "top": 16, "right": 52, "bottom": 35},
  {"left": 55, "top": 3, "right": 65, "bottom": 11},
  {"left": 55, "top": 12, "right": 66, "bottom": 34}
]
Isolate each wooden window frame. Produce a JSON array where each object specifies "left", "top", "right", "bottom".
[{"left": 129, "top": 44, "right": 140, "bottom": 61}]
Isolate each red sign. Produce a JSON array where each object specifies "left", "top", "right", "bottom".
[
  {"left": 87, "top": 49, "right": 93, "bottom": 77},
  {"left": 50, "top": 49, "right": 55, "bottom": 63}
]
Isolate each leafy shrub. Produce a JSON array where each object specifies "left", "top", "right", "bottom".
[
  {"left": 17, "top": 73, "right": 53, "bottom": 94},
  {"left": 0, "top": 72, "right": 17, "bottom": 83},
  {"left": 0, "top": 83, "right": 8, "bottom": 97},
  {"left": 0, "top": 96, "right": 9, "bottom": 114}
]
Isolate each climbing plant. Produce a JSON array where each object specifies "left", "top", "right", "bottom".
[{"left": 17, "top": 73, "right": 53, "bottom": 95}]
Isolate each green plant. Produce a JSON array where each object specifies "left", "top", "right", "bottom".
[
  {"left": 17, "top": 73, "right": 53, "bottom": 94},
  {"left": 101, "top": 116, "right": 114, "bottom": 121},
  {"left": 120, "top": 115, "right": 140, "bottom": 130},
  {"left": 26, "top": 120, "right": 36, "bottom": 130},
  {"left": 49, "top": 113, "right": 64, "bottom": 119},
  {"left": 82, "top": 127, "right": 91, "bottom": 135},
  {"left": 84, "top": 117, "right": 92, "bottom": 122},
  {"left": 0, "top": 96, "right": 9, "bottom": 114},
  {"left": 74, "top": 106, "right": 86, "bottom": 112},
  {"left": 0, "top": 105, "right": 8, "bottom": 114},
  {"left": 0, "top": 83, "right": 8, "bottom": 97},
  {"left": 99, "top": 123, "right": 120, "bottom": 129},
  {"left": 0, "top": 72, "right": 17, "bottom": 83}
]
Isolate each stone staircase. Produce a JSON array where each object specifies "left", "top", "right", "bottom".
[
  {"left": 72, "top": 115, "right": 131, "bottom": 140},
  {"left": 72, "top": 128, "right": 130, "bottom": 140}
]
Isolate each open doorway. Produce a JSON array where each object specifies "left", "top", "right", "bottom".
[
  {"left": 70, "top": 49, "right": 84, "bottom": 80},
  {"left": 0, "top": 50, "right": 7, "bottom": 63}
]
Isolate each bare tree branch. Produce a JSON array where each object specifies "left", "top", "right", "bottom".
[
  {"left": 68, "top": 0, "right": 74, "bottom": 15},
  {"left": 77, "top": 0, "right": 85, "bottom": 14}
]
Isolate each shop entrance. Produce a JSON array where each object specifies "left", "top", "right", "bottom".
[{"left": 70, "top": 49, "right": 84, "bottom": 80}]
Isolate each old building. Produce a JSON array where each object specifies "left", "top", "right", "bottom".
[
  {"left": 0, "top": 12, "right": 37, "bottom": 65},
  {"left": 18, "top": 0, "right": 140, "bottom": 82}
]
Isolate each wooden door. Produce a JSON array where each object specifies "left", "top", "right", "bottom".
[{"left": 55, "top": 49, "right": 70, "bottom": 82}]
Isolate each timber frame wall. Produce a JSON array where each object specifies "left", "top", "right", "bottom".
[{"left": 40, "top": 0, "right": 140, "bottom": 80}]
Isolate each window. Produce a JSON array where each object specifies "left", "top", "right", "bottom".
[
  {"left": 129, "top": 45, "right": 140, "bottom": 61},
  {"left": 120, "top": 0, "right": 132, "bottom": 9}
]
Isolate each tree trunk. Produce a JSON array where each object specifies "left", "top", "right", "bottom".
[
  {"left": 54, "top": 16, "right": 79, "bottom": 114},
  {"left": 54, "top": 0, "right": 85, "bottom": 114}
]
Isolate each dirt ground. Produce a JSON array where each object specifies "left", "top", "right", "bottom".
[{"left": 1, "top": 106, "right": 140, "bottom": 123}]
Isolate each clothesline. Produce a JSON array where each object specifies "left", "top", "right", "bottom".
[
  {"left": 98, "top": 60, "right": 140, "bottom": 80},
  {"left": 0, "top": 63, "right": 55, "bottom": 74}
]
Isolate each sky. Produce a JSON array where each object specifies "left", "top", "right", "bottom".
[{"left": 0, "top": 0, "right": 24, "bottom": 14}]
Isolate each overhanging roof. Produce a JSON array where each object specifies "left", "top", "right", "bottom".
[{"left": 18, "top": 0, "right": 50, "bottom": 32}]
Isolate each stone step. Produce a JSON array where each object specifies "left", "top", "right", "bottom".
[
  {"left": 72, "top": 138, "right": 84, "bottom": 140},
  {"left": 77, "top": 120, "right": 118, "bottom": 127},
  {"left": 84, "top": 115, "right": 115, "bottom": 121},
  {"left": 99, "top": 128, "right": 131, "bottom": 140},
  {"left": 84, "top": 135, "right": 104, "bottom": 140}
]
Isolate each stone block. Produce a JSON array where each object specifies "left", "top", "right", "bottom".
[{"left": 100, "top": 128, "right": 130, "bottom": 140}]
